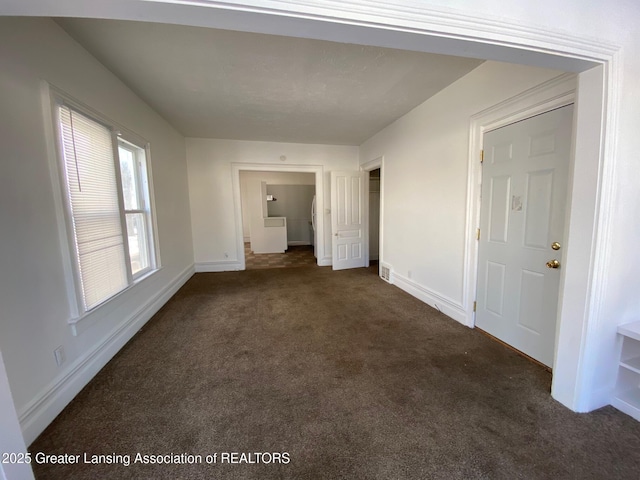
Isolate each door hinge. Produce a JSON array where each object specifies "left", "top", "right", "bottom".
[
  {"left": 473, "top": 301, "right": 477, "bottom": 312},
  {"left": 480, "top": 149, "right": 484, "bottom": 163},
  {"left": 476, "top": 228, "right": 480, "bottom": 240}
]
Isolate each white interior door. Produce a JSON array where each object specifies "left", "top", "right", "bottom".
[
  {"left": 476, "top": 105, "right": 574, "bottom": 367},
  {"left": 331, "top": 171, "right": 366, "bottom": 270}
]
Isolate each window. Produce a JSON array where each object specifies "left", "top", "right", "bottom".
[
  {"left": 118, "top": 140, "right": 153, "bottom": 276},
  {"left": 55, "top": 100, "right": 157, "bottom": 312}
]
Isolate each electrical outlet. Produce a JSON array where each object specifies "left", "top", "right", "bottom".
[{"left": 54, "top": 346, "right": 65, "bottom": 366}]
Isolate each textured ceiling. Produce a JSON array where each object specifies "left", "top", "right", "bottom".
[{"left": 57, "top": 19, "right": 483, "bottom": 145}]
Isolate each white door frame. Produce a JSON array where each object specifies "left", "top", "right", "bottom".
[
  {"left": 231, "top": 163, "right": 325, "bottom": 270},
  {"left": 360, "top": 156, "right": 384, "bottom": 271},
  {"left": 464, "top": 72, "right": 590, "bottom": 395}
]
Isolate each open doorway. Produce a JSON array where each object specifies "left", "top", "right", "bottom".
[
  {"left": 368, "top": 168, "right": 381, "bottom": 272},
  {"left": 231, "top": 163, "right": 327, "bottom": 270},
  {"left": 361, "top": 157, "right": 384, "bottom": 276},
  {"left": 240, "top": 170, "right": 317, "bottom": 269}
]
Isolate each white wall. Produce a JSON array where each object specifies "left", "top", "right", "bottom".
[
  {"left": 0, "top": 17, "right": 194, "bottom": 444},
  {"left": 360, "top": 61, "right": 563, "bottom": 319},
  {"left": 0, "top": 350, "right": 34, "bottom": 480},
  {"left": 267, "top": 184, "right": 316, "bottom": 244},
  {"left": 187, "top": 138, "right": 358, "bottom": 268},
  {"left": 240, "top": 171, "right": 314, "bottom": 240}
]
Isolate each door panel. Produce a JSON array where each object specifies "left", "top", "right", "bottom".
[
  {"left": 476, "top": 105, "right": 574, "bottom": 367},
  {"left": 485, "top": 261, "right": 506, "bottom": 316},
  {"left": 331, "top": 171, "right": 366, "bottom": 270},
  {"left": 488, "top": 175, "right": 511, "bottom": 243}
]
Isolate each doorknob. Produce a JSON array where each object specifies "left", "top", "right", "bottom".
[
  {"left": 551, "top": 242, "right": 561, "bottom": 250},
  {"left": 546, "top": 259, "right": 560, "bottom": 269}
]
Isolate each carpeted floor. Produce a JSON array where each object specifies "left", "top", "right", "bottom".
[{"left": 30, "top": 266, "right": 640, "bottom": 479}]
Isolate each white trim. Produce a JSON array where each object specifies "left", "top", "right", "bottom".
[
  {"left": 3, "top": 2, "right": 613, "bottom": 69},
  {"left": 41, "top": 81, "right": 81, "bottom": 320},
  {"left": 393, "top": 272, "right": 466, "bottom": 325},
  {"left": 18, "top": 264, "right": 194, "bottom": 445},
  {"left": 576, "top": 53, "right": 622, "bottom": 412},
  {"left": 68, "top": 268, "right": 162, "bottom": 335},
  {"left": 231, "top": 163, "right": 325, "bottom": 270},
  {"left": 287, "top": 241, "right": 310, "bottom": 246},
  {"left": 221, "top": 0, "right": 617, "bottom": 59},
  {"left": 318, "top": 256, "right": 332, "bottom": 267},
  {"left": 464, "top": 73, "right": 577, "bottom": 328},
  {"left": 360, "top": 156, "right": 384, "bottom": 273},
  {"left": 195, "top": 261, "right": 242, "bottom": 272}
]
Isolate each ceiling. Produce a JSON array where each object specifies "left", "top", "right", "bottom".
[{"left": 57, "top": 18, "right": 483, "bottom": 146}]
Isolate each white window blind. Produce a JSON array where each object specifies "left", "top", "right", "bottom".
[{"left": 58, "top": 105, "right": 128, "bottom": 310}]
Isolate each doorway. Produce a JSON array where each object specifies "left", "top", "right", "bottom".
[
  {"left": 475, "top": 105, "right": 574, "bottom": 367},
  {"left": 361, "top": 157, "right": 384, "bottom": 275},
  {"left": 239, "top": 170, "right": 317, "bottom": 270},
  {"left": 231, "top": 163, "right": 326, "bottom": 270},
  {"left": 368, "top": 168, "right": 381, "bottom": 271}
]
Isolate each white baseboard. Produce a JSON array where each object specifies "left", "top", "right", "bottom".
[
  {"left": 19, "top": 264, "right": 195, "bottom": 445},
  {"left": 318, "top": 256, "right": 332, "bottom": 267},
  {"left": 287, "top": 241, "right": 311, "bottom": 246},
  {"left": 243, "top": 236, "right": 250, "bottom": 243},
  {"left": 195, "top": 261, "right": 243, "bottom": 272},
  {"left": 392, "top": 272, "right": 467, "bottom": 325}
]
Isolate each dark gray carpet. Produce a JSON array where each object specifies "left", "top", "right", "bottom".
[{"left": 30, "top": 266, "right": 640, "bottom": 479}]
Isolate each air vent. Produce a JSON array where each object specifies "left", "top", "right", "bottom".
[{"left": 380, "top": 263, "right": 392, "bottom": 283}]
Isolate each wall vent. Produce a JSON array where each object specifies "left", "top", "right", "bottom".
[{"left": 380, "top": 263, "right": 392, "bottom": 283}]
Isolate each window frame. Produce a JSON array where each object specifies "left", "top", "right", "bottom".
[
  {"left": 49, "top": 88, "right": 160, "bottom": 318},
  {"left": 116, "top": 136, "right": 157, "bottom": 280}
]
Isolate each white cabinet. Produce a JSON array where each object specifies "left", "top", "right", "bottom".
[
  {"left": 612, "top": 321, "right": 640, "bottom": 420},
  {"left": 261, "top": 217, "right": 287, "bottom": 253}
]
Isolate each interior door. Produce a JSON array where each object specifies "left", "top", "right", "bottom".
[
  {"left": 331, "top": 171, "right": 366, "bottom": 270},
  {"left": 476, "top": 105, "right": 574, "bottom": 367}
]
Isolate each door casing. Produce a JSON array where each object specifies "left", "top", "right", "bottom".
[
  {"left": 231, "top": 163, "right": 327, "bottom": 269},
  {"left": 360, "top": 156, "right": 384, "bottom": 271},
  {"left": 466, "top": 73, "right": 577, "bottom": 367}
]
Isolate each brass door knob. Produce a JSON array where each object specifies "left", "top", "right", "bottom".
[
  {"left": 551, "top": 242, "right": 561, "bottom": 250},
  {"left": 546, "top": 259, "right": 560, "bottom": 269}
]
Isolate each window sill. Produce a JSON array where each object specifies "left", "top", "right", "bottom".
[{"left": 68, "top": 266, "right": 162, "bottom": 336}]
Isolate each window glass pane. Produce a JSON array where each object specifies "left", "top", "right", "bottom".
[
  {"left": 118, "top": 146, "right": 139, "bottom": 210},
  {"left": 126, "top": 212, "right": 150, "bottom": 275}
]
